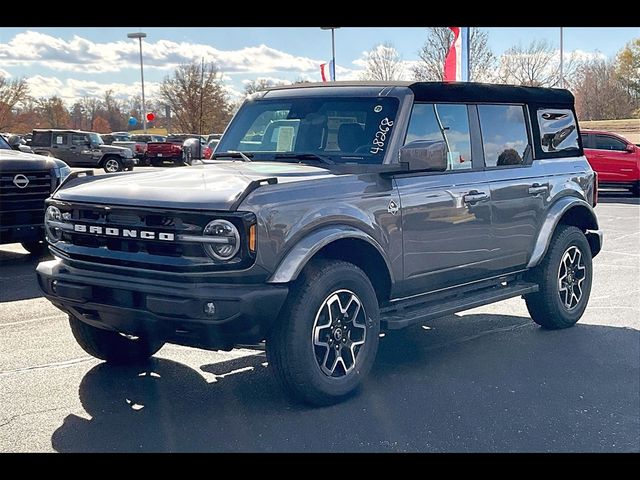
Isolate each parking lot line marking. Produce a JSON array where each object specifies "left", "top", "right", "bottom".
[
  {"left": 600, "top": 250, "right": 640, "bottom": 257},
  {"left": 0, "top": 356, "right": 95, "bottom": 377},
  {"left": 0, "top": 315, "right": 65, "bottom": 327}
]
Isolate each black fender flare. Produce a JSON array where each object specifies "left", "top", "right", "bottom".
[
  {"left": 267, "top": 225, "right": 394, "bottom": 284},
  {"left": 527, "top": 196, "right": 602, "bottom": 268}
]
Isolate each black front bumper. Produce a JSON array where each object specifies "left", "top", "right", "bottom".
[
  {"left": 0, "top": 224, "right": 44, "bottom": 244},
  {"left": 37, "top": 259, "right": 288, "bottom": 350}
]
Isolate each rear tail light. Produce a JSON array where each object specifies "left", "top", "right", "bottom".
[{"left": 593, "top": 171, "right": 598, "bottom": 207}]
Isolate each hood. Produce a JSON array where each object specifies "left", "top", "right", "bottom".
[
  {"left": 0, "top": 149, "right": 65, "bottom": 171},
  {"left": 54, "top": 160, "right": 335, "bottom": 210},
  {"left": 100, "top": 144, "right": 132, "bottom": 154}
]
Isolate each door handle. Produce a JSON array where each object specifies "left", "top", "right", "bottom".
[
  {"left": 463, "top": 190, "right": 489, "bottom": 204},
  {"left": 528, "top": 183, "right": 549, "bottom": 195}
]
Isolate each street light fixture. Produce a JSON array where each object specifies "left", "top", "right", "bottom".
[
  {"left": 127, "top": 31, "right": 147, "bottom": 133},
  {"left": 320, "top": 27, "right": 340, "bottom": 81}
]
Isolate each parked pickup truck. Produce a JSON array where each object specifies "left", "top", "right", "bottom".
[{"left": 145, "top": 141, "right": 184, "bottom": 167}]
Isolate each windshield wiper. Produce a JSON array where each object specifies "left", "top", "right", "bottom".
[
  {"left": 273, "top": 152, "right": 335, "bottom": 165},
  {"left": 212, "top": 151, "right": 253, "bottom": 162}
]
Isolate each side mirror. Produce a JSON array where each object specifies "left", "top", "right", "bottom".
[
  {"left": 399, "top": 140, "right": 447, "bottom": 172},
  {"left": 625, "top": 144, "right": 635, "bottom": 153}
]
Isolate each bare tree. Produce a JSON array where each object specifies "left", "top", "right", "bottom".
[
  {"left": 573, "top": 58, "right": 637, "bottom": 120},
  {"left": 80, "top": 97, "right": 102, "bottom": 131},
  {"left": 159, "top": 61, "right": 232, "bottom": 134},
  {"left": 412, "top": 27, "right": 496, "bottom": 82},
  {"left": 497, "top": 40, "right": 575, "bottom": 87},
  {"left": 360, "top": 43, "right": 405, "bottom": 81},
  {"left": 244, "top": 78, "right": 288, "bottom": 96},
  {"left": 103, "top": 90, "right": 125, "bottom": 131},
  {"left": 36, "top": 96, "right": 71, "bottom": 128},
  {"left": 0, "top": 76, "right": 29, "bottom": 130}
]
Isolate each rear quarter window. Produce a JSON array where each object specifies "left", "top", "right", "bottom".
[{"left": 537, "top": 109, "right": 579, "bottom": 153}]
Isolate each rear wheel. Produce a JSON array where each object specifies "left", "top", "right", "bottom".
[
  {"left": 267, "top": 260, "right": 380, "bottom": 405},
  {"left": 525, "top": 225, "right": 593, "bottom": 329},
  {"left": 69, "top": 314, "right": 164, "bottom": 364},
  {"left": 103, "top": 156, "right": 123, "bottom": 173}
]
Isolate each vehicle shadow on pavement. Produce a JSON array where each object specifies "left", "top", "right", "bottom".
[
  {"left": 598, "top": 191, "right": 640, "bottom": 205},
  {"left": 0, "top": 248, "right": 52, "bottom": 302},
  {"left": 50, "top": 314, "right": 640, "bottom": 453}
]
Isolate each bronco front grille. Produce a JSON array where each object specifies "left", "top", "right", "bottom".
[
  {"left": 0, "top": 170, "right": 53, "bottom": 228},
  {"left": 47, "top": 201, "right": 255, "bottom": 272}
]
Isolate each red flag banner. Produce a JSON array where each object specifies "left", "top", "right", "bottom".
[{"left": 444, "top": 27, "right": 462, "bottom": 81}]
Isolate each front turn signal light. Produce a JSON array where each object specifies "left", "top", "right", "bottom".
[{"left": 249, "top": 224, "right": 256, "bottom": 253}]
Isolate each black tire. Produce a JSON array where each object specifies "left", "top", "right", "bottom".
[
  {"left": 631, "top": 184, "right": 640, "bottom": 197},
  {"left": 525, "top": 225, "right": 593, "bottom": 329},
  {"left": 267, "top": 260, "right": 380, "bottom": 405},
  {"left": 102, "top": 156, "right": 123, "bottom": 173},
  {"left": 69, "top": 314, "right": 164, "bottom": 364},
  {"left": 21, "top": 240, "right": 47, "bottom": 256}
]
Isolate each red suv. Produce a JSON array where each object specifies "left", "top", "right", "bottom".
[{"left": 581, "top": 129, "right": 640, "bottom": 196}]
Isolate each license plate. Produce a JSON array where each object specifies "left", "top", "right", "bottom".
[{"left": 157, "top": 153, "right": 163, "bottom": 157}]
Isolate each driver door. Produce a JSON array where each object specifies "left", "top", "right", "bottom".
[{"left": 70, "top": 133, "right": 97, "bottom": 166}]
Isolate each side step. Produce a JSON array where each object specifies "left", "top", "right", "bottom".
[{"left": 382, "top": 281, "right": 538, "bottom": 330}]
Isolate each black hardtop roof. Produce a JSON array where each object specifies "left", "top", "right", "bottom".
[{"left": 265, "top": 81, "right": 574, "bottom": 105}]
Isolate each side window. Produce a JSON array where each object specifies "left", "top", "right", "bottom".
[
  {"left": 405, "top": 103, "right": 472, "bottom": 171},
  {"left": 594, "top": 135, "right": 627, "bottom": 151},
  {"left": 537, "top": 108, "right": 579, "bottom": 152},
  {"left": 71, "top": 134, "right": 88, "bottom": 146},
  {"left": 31, "top": 131, "right": 50, "bottom": 147},
  {"left": 478, "top": 105, "right": 530, "bottom": 168},
  {"left": 53, "top": 134, "right": 68, "bottom": 146},
  {"left": 580, "top": 134, "right": 591, "bottom": 148}
]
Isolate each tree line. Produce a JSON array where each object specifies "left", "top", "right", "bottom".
[{"left": 1, "top": 29, "right": 638, "bottom": 134}]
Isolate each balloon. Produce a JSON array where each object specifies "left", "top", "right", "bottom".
[
  {"left": 146, "top": 112, "right": 155, "bottom": 122},
  {"left": 128, "top": 116, "right": 137, "bottom": 126}
]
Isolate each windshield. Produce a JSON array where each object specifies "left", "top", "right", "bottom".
[
  {"left": 89, "top": 133, "right": 104, "bottom": 145},
  {"left": 217, "top": 96, "right": 400, "bottom": 164},
  {"left": 0, "top": 136, "right": 10, "bottom": 150}
]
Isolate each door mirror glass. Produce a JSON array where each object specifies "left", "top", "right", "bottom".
[{"left": 399, "top": 140, "right": 447, "bottom": 172}]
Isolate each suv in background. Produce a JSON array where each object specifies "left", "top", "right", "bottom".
[
  {"left": 0, "top": 134, "right": 71, "bottom": 254},
  {"left": 581, "top": 129, "right": 640, "bottom": 196},
  {"left": 37, "top": 82, "right": 602, "bottom": 405},
  {"left": 31, "top": 129, "right": 135, "bottom": 173}
]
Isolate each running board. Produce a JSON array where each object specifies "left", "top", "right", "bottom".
[{"left": 382, "top": 281, "right": 538, "bottom": 330}]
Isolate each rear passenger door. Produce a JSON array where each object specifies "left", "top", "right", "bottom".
[
  {"left": 479, "top": 104, "right": 548, "bottom": 272},
  {"left": 50, "top": 133, "right": 72, "bottom": 164},
  {"left": 395, "top": 103, "right": 493, "bottom": 295}
]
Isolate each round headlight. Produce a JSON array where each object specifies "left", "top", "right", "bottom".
[
  {"left": 202, "top": 219, "right": 240, "bottom": 261},
  {"left": 45, "top": 205, "right": 63, "bottom": 243}
]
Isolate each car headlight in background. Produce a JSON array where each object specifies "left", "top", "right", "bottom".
[
  {"left": 202, "top": 219, "right": 240, "bottom": 261},
  {"left": 45, "top": 205, "right": 64, "bottom": 243}
]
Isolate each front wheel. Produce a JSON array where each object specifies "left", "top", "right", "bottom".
[
  {"left": 69, "top": 314, "right": 164, "bottom": 364},
  {"left": 267, "top": 260, "right": 380, "bottom": 405},
  {"left": 525, "top": 225, "right": 593, "bottom": 329},
  {"left": 103, "top": 156, "right": 123, "bottom": 173}
]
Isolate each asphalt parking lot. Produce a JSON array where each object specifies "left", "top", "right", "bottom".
[{"left": 0, "top": 191, "right": 638, "bottom": 452}]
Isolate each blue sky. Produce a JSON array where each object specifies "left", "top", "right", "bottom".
[{"left": 0, "top": 27, "right": 637, "bottom": 105}]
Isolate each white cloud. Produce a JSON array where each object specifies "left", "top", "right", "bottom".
[
  {"left": 0, "top": 31, "right": 329, "bottom": 75},
  {"left": 25, "top": 75, "right": 161, "bottom": 104},
  {"left": 0, "top": 68, "right": 11, "bottom": 78}
]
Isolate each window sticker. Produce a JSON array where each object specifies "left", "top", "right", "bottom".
[
  {"left": 370, "top": 117, "right": 394, "bottom": 154},
  {"left": 276, "top": 126, "right": 295, "bottom": 151}
]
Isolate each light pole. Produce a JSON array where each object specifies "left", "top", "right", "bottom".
[
  {"left": 127, "top": 31, "right": 147, "bottom": 133},
  {"left": 320, "top": 27, "right": 340, "bottom": 81}
]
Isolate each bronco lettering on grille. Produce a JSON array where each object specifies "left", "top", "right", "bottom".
[{"left": 73, "top": 224, "right": 175, "bottom": 241}]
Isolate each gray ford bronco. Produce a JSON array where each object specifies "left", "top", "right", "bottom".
[{"left": 37, "top": 82, "right": 602, "bottom": 405}]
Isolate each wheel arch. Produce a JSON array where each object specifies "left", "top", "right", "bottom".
[
  {"left": 267, "top": 226, "right": 394, "bottom": 305},
  {"left": 528, "top": 196, "right": 602, "bottom": 268}
]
